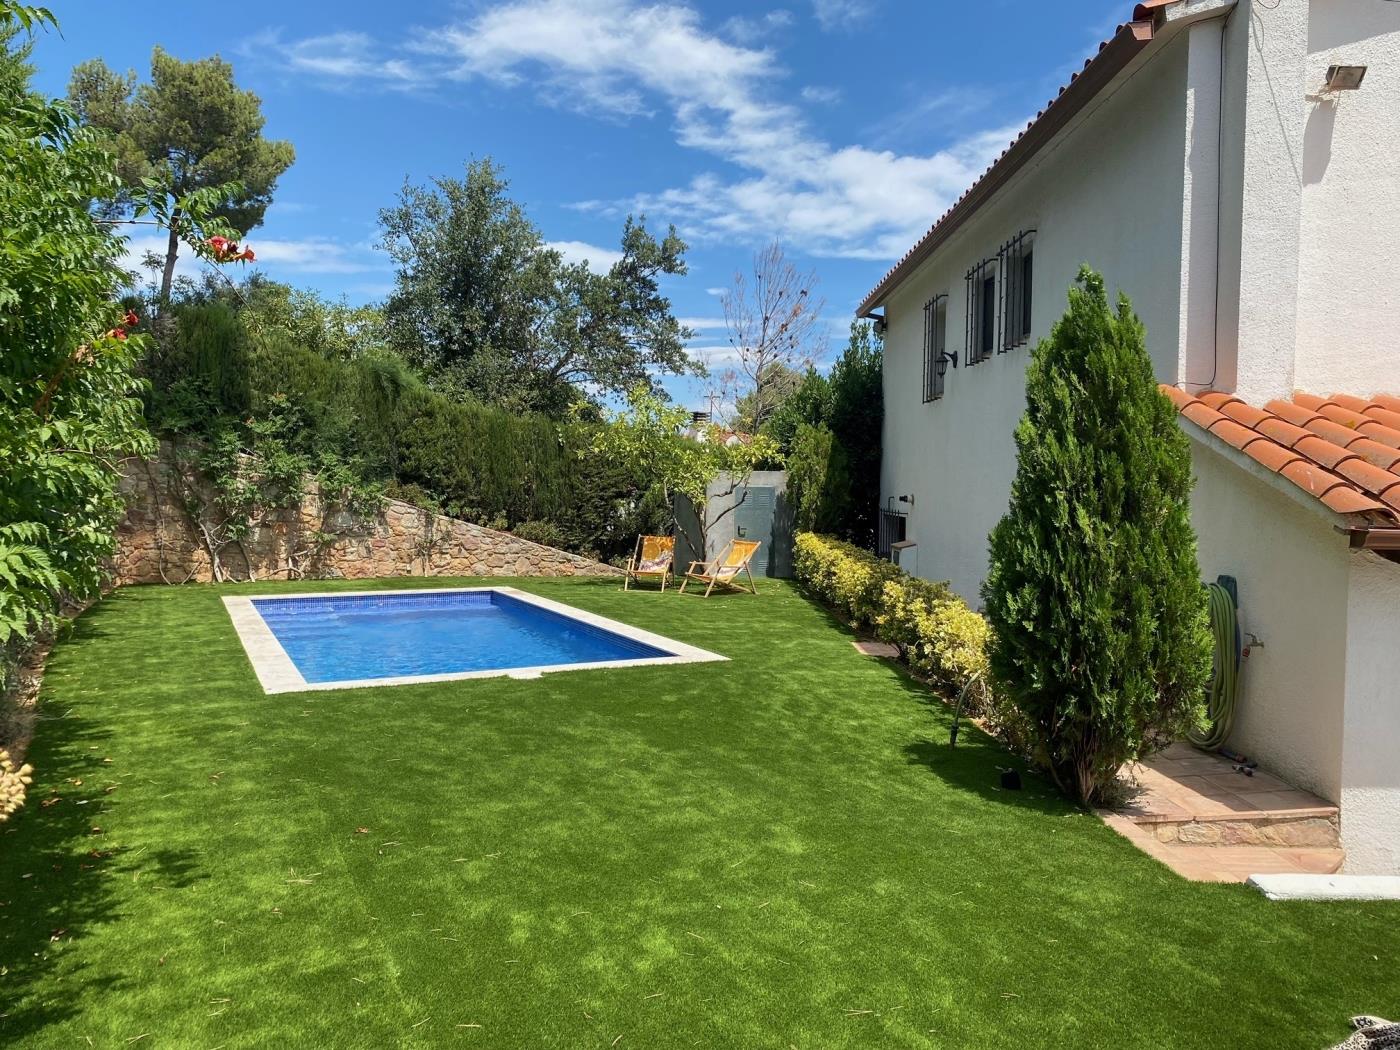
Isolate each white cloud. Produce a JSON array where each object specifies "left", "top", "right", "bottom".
[
  {"left": 800, "top": 84, "right": 841, "bottom": 104},
  {"left": 723, "top": 9, "right": 794, "bottom": 44},
  {"left": 240, "top": 237, "right": 384, "bottom": 274},
  {"left": 810, "top": 0, "right": 874, "bottom": 32},
  {"left": 116, "top": 232, "right": 385, "bottom": 282},
  {"left": 704, "top": 287, "right": 727, "bottom": 297},
  {"left": 545, "top": 239, "right": 624, "bottom": 271},
  {"left": 256, "top": 0, "right": 1014, "bottom": 261},
  {"left": 244, "top": 29, "right": 425, "bottom": 87},
  {"left": 677, "top": 317, "right": 729, "bottom": 331},
  {"left": 117, "top": 235, "right": 203, "bottom": 286}
]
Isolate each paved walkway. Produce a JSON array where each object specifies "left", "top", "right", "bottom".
[{"left": 1101, "top": 743, "right": 1344, "bottom": 883}]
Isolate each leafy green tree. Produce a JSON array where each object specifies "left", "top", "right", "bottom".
[
  {"left": 761, "top": 367, "right": 831, "bottom": 454},
  {"left": 981, "top": 268, "right": 1211, "bottom": 805},
  {"left": 1, "top": 3, "right": 155, "bottom": 647},
  {"left": 734, "top": 362, "right": 804, "bottom": 435},
  {"left": 827, "top": 320, "right": 883, "bottom": 548},
  {"left": 589, "top": 386, "right": 780, "bottom": 559},
  {"left": 238, "top": 276, "right": 384, "bottom": 361},
  {"left": 68, "top": 47, "right": 294, "bottom": 301},
  {"left": 787, "top": 422, "right": 849, "bottom": 534},
  {"left": 379, "top": 159, "right": 697, "bottom": 415}
]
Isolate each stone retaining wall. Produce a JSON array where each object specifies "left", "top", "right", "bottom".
[{"left": 113, "top": 445, "right": 621, "bottom": 585}]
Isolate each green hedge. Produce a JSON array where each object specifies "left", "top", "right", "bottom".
[
  {"left": 793, "top": 532, "right": 989, "bottom": 696},
  {"left": 239, "top": 336, "right": 663, "bottom": 562}
]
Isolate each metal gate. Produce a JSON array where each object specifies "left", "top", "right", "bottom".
[{"left": 735, "top": 486, "right": 775, "bottom": 576}]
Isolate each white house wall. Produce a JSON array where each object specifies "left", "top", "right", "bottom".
[
  {"left": 1339, "top": 550, "right": 1400, "bottom": 875},
  {"left": 1294, "top": 2, "right": 1400, "bottom": 398},
  {"left": 881, "top": 33, "right": 1191, "bottom": 603},
  {"left": 1186, "top": 438, "right": 1350, "bottom": 805}
]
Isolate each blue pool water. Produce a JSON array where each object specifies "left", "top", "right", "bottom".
[{"left": 252, "top": 590, "right": 670, "bottom": 684}]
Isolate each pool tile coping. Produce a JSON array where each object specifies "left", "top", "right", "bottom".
[{"left": 222, "top": 586, "right": 728, "bottom": 694}]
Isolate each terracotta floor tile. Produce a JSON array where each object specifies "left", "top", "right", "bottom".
[
  {"left": 1103, "top": 742, "right": 1345, "bottom": 881},
  {"left": 1231, "top": 789, "right": 1333, "bottom": 812}
]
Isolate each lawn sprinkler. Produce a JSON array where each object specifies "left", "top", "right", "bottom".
[{"left": 948, "top": 673, "right": 984, "bottom": 749}]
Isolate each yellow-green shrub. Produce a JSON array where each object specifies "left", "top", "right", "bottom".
[
  {"left": 0, "top": 748, "right": 33, "bottom": 821},
  {"left": 794, "top": 532, "right": 989, "bottom": 697}
]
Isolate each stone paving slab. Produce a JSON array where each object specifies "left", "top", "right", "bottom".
[{"left": 1100, "top": 742, "right": 1344, "bottom": 883}]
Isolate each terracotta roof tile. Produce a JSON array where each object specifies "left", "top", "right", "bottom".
[
  {"left": 1279, "top": 459, "right": 1348, "bottom": 497},
  {"left": 1293, "top": 392, "right": 1329, "bottom": 412},
  {"left": 1266, "top": 400, "right": 1321, "bottom": 428},
  {"left": 1349, "top": 439, "right": 1400, "bottom": 472},
  {"left": 1208, "top": 418, "right": 1263, "bottom": 451},
  {"left": 1334, "top": 458, "right": 1400, "bottom": 500},
  {"left": 1356, "top": 419, "right": 1400, "bottom": 449},
  {"left": 1160, "top": 385, "right": 1195, "bottom": 411},
  {"left": 1254, "top": 417, "right": 1311, "bottom": 448},
  {"left": 1304, "top": 417, "right": 1369, "bottom": 449},
  {"left": 1292, "top": 435, "right": 1357, "bottom": 471},
  {"left": 1218, "top": 401, "right": 1272, "bottom": 429},
  {"left": 1315, "top": 403, "right": 1373, "bottom": 430},
  {"left": 1242, "top": 440, "right": 1300, "bottom": 473},
  {"left": 1329, "top": 393, "right": 1373, "bottom": 414},
  {"left": 1363, "top": 405, "right": 1400, "bottom": 431},
  {"left": 1198, "top": 391, "right": 1243, "bottom": 411},
  {"left": 1160, "top": 385, "right": 1400, "bottom": 528},
  {"left": 1182, "top": 401, "right": 1225, "bottom": 431},
  {"left": 1321, "top": 488, "right": 1389, "bottom": 516}
]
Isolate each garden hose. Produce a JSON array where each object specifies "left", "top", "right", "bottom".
[{"left": 1189, "top": 578, "right": 1240, "bottom": 751}]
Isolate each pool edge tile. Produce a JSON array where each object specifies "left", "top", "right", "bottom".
[
  {"left": 222, "top": 595, "right": 309, "bottom": 694},
  {"left": 221, "top": 585, "right": 728, "bottom": 695}
]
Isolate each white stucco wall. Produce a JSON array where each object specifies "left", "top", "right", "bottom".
[
  {"left": 880, "top": 32, "right": 1191, "bottom": 602},
  {"left": 1229, "top": 0, "right": 1310, "bottom": 404},
  {"left": 1293, "top": 2, "right": 1400, "bottom": 397},
  {"left": 1339, "top": 550, "right": 1400, "bottom": 875},
  {"left": 1186, "top": 436, "right": 1351, "bottom": 804},
  {"left": 1188, "top": 434, "right": 1400, "bottom": 874}
]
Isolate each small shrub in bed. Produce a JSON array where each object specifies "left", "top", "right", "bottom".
[{"left": 793, "top": 532, "right": 988, "bottom": 700}]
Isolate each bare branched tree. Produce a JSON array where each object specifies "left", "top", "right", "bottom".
[{"left": 719, "top": 242, "right": 826, "bottom": 433}]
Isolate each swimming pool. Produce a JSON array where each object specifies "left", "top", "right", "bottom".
[{"left": 223, "top": 587, "right": 726, "bottom": 693}]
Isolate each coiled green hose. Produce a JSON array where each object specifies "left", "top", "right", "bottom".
[{"left": 1189, "top": 581, "right": 1240, "bottom": 751}]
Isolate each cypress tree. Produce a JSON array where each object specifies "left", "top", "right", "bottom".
[{"left": 982, "top": 267, "right": 1211, "bottom": 805}]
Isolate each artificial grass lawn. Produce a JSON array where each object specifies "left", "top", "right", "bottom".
[{"left": 1, "top": 578, "right": 1396, "bottom": 1049}]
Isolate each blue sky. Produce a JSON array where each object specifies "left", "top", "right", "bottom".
[{"left": 33, "top": 0, "right": 1124, "bottom": 410}]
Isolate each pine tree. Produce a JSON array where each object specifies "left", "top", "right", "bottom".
[{"left": 982, "top": 267, "right": 1211, "bottom": 805}]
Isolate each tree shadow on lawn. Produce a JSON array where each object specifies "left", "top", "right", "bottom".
[
  {"left": 789, "top": 589, "right": 1069, "bottom": 815},
  {"left": 0, "top": 614, "right": 204, "bottom": 1043}
]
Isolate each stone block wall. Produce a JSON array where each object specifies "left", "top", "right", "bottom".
[{"left": 113, "top": 445, "right": 621, "bottom": 585}]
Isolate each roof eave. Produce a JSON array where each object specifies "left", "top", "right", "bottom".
[
  {"left": 1175, "top": 414, "right": 1384, "bottom": 534},
  {"left": 857, "top": 18, "right": 1159, "bottom": 318}
]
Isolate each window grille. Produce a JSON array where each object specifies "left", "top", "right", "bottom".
[
  {"left": 965, "top": 259, "right": 996, "bottom": 365},
  {"left": 922, "top": 294, "right": 954, "bottom": 402},
  {"left": 998, "top": 229, "right": 1036, "bottom": 352},
  {"left": 877, "top": 507, "right": 908, "bottom": 558}
]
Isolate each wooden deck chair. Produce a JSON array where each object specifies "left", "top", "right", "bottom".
[
  {"left": 679, "top": 539, "right": 762, "bottom": 597},
  {"left": 625, "top": 534, "right": 676, "bottom": 591}
]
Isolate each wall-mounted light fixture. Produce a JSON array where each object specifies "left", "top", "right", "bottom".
[{"left": 1324, "top": 64, "right": 1367, "bottom": 91}]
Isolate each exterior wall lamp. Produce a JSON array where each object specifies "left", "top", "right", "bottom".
[
  {"left": 934, "top": 350, "right": 958, "bottom": 382},
  {"left": 1324, "top": 64, "right": 1367, "bottom": 91}
]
